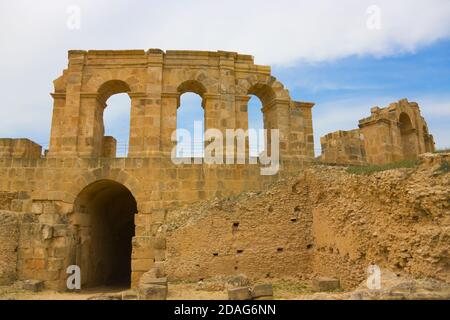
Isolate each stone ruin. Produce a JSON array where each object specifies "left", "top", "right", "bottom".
[
  {"left": 0, "top": 49, "right": 441, "bottom": 299},
  {"left": 320, "top": 98, "right": 435, "bottom": 166},
  {"left": 0, "top": 49, "right": 314, "bottom": 291}
]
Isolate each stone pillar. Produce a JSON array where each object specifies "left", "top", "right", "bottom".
[
  {"left": 128, "top": 93, "right": 149, "bottom": 157},
  {"left": 299, "top": 102, "right": 315, "bottom": 159},
  {"left": 235, "top": 95, "right": 251, "bottom": 160},
  {"left": 48, "top": 93, "right": 66, "bottom": 155},
  {"left": 48, "top": 50, "right": 86, "bottom": 158},
  {"left": 77, "top": 93, "right": 105, "bottom": 158},
  {"left": 203, "top": 94, "right": 223, "bottom": 161},
  {"left": 160, "top": 93, "right": 179, "bottom": 155},
  {"left": 262, "top": 99, "right": 291, "bottom": 158}
]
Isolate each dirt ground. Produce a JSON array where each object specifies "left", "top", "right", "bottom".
[{"left": 0, "top": 280, "right": 329, "bottom": 300}]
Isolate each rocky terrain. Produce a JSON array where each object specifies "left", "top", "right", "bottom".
[{"left": 163, "top": 153, "right": 449, "bottom": 297}]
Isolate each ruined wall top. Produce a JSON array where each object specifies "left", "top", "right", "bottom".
[
  {"left": 358, "top": 98, "right": 428, "bottom": 132},
  {"left": 48, "top": 49, "right": 314, "bottom": 160}
]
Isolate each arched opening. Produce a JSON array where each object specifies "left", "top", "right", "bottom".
[
  {"left": 176, "top": 81, "right": 206, "bottom": 158},
  {"left": 72, "top": 179, "right": 136, "bottom": 288},
  {"left": 399, "top": 113, "right": 417, "bottom": 159},
  {"left": 247, "top": 95, "right": 265, "bottom": 157},
  {"left": 96, "top": 80, "right": 131, "bottom": 158},
  {"left": 103, "top": 93, "right": 131, "bottom": 157},
  {"left": 247, "top": 83, "right": 275, "bottom": 156}
]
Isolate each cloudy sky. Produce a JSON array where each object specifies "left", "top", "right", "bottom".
[{"left": 1, "top": 0, "right": 449, "bottom": 156}]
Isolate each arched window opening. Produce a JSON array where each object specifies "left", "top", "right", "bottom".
[
  {"left": 248, "top": 95, "right": 265, "bottom": 157},
  {"left": 176, "top": 92, "right": 204, "bottom": 158},
  {"left": 103, "top": 93, "right": 131, "bottom": 157}
]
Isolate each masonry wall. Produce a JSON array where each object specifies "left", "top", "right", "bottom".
[
  {"left": 0, "top": 192, "right": 21, "bottom": 285},
  {"left": 0, "top": 155, "right": 304, "bottom": 289},
  {"left": 320, "top": 129, "right": 366, "bottom": 166},
  {"left": 163, "top": 154, "right": 450, "bottom": 290},
  {"left": 0, "top": 139, "right": 42, "bottom": 159},
  {"left": 164, "top": 176, "right": 314, "bottom": 282}
]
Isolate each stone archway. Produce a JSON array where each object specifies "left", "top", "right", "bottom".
[{"left": 72, "top": 179, "right": 137, "bottom": 288}]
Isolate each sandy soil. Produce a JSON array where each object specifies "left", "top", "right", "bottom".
[{"left": 0, "top": 281, "right": 320, "bottom": 300}]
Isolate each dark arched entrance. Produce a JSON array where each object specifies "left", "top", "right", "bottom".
[{"left": 72, "top": 179, "right": 136, "bottom": 288}]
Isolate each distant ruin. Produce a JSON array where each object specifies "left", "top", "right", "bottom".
[{"left": 320, "top": 98, "right": 435, "bottom": 166}]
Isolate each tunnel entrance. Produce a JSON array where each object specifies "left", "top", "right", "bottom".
[{"left": 73, "top": 180, "right": 136, "bottom": 288}]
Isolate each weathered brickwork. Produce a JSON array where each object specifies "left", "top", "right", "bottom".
[
  {"left": 164, "top": 154, "right": 449, "bottom": 290},
  {"left": 0, "top": 49, "right": 315, "bottom": 290},
  {"left": 320, "top": 129, "right": 366, "bottom": 166},
  {"left": 320, "top": 98, "right": 435, "bottom": 166}
]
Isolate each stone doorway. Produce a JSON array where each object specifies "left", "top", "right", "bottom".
[{"left": 72, "top": 180, "right": 137, "bottom": 288}]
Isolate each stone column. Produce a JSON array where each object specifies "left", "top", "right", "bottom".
[
  {"left": 203, "top": 94, "right": 223, "bottom": 162},
  {"left": 76, "top": 93, "right": 105, "bottom": 158},
  {"left": 48, "top": 93, "right": 66, "bottom": 156},
  {"left": 160, "top": 93, "right": 179, "bottom": 155},
  {"left": 128, "top": 92, "right": 149, "bottom": 157},
  {"left": 47, "top": 51, "right": 86, "bottom": 157},
  {"left": 262, "top": 99, "right": 291, "bottom": 158},
  {"left": 298, "top": 102, "right": 315, "bottom": 159},
  {"left": 235, "top": 95, "right": 250, "bottom": 161}
]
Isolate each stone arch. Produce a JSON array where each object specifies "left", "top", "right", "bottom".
[
  {"left": 97, "top": 80, "right": 131, "bottom": 104},
  {"left": 177, "top": 80, "right": 207, "bottom": 104},
  {"left": 175, "top": 80, "right": 206, "bottom": 157},
  {"left": 83, "top": 69, "right": 144, "bottom": 95},
  {"left": 178, "top": 79, "right": 207, "bottom": 95},
  {"left": 237, "top": 75, "right": 290, "bottom": 102},
  {"left": 72, "top": 179, "right": 137, "bottom": 288},
  {"left": 398, "top": 112, "right": 417, "bottom": 159}
]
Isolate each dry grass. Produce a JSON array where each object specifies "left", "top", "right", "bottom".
[{"left": 346, "top": 159, "right": 418, "bottom": 175}]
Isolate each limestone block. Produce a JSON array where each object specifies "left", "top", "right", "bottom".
[
  {"left": 312, "top": 277, "right": 340, "bottom": 292},
  {"left": 122, "top": 289, "right": 138, "bottom": 300},
  {"left": 228, "top": 287, "right": 252, "bottom": 300},
  {"left": 251, "top": 284, "right": 273, "bottom": 298},
  {"left": 139, "top": 284, "right": 168, "bottom": 300},
  {"left": 22, "top": 279, "right": 44, "bottom": 292},
  {"left": 41, "top": 225, "right": 53, "bottom": 240}
]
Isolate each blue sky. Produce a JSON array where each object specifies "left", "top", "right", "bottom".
[
  {"left": 1, "top": 0, "right": 449, "bottom": 156},
  {"left": 273, "top": 40, "right": 450, "bottom": 153}
]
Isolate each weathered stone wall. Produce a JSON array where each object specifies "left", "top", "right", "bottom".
[
  {"left": 310, "top": 155, "right": 449, "bottom": 288},
  {"left": 0, "top": 139, "right": 42, "bottom": 159},
  {"left": 320, "top": 129, "right": 366, "bottom": 166},
  {"left": 320, "top": 99, "right": 435, "bottom": 166},
  {"left": 164, "top": 154, "right": 449, "bottom": 290},
  {"left": 0, "top": 210, "right": 19, "bottom": 285},
  {"left": 0, "top": 49, "right": 317, "bottom": 290},
  {"left": 0, "top": 156, "right": 303, "bottom": 289},
  {"left": 164, "top": 179, "right": 314, "bottom": 282}
]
